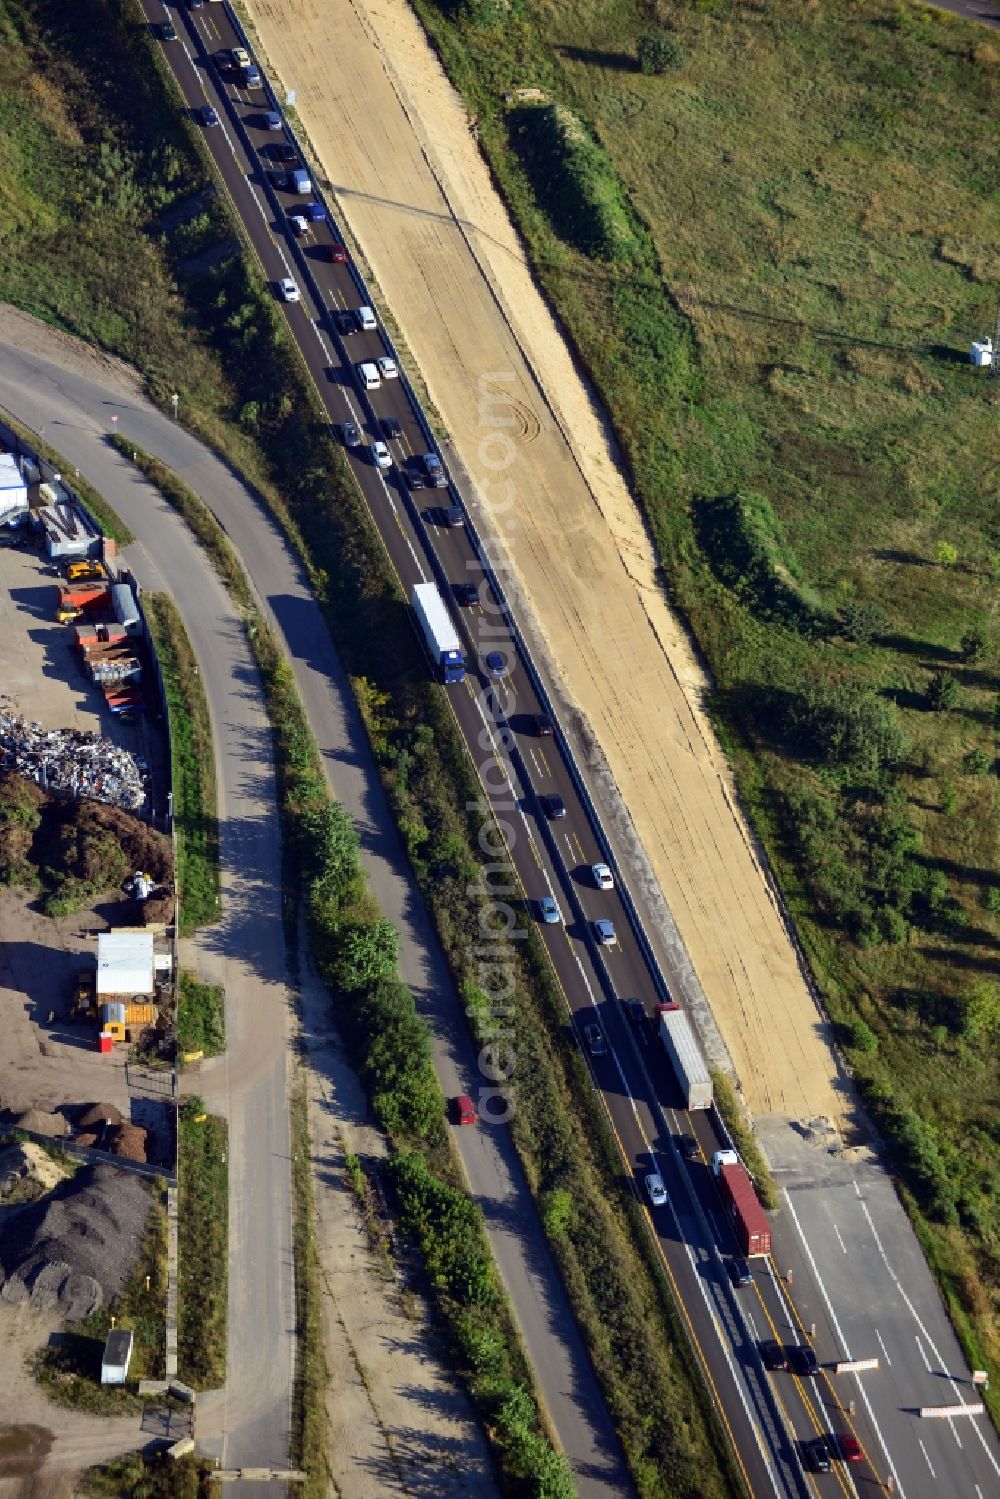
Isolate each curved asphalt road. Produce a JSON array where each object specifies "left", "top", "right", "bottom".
[{"left": 0, "top": 323, "right": 632, "bottom": 1494}]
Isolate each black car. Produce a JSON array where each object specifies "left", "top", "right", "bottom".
[
  {"left": 728, "top": 1256, "right": 753, "bottom": 1288},
  {"left": 583, "top": 1023, "right": 607, "bottom": 1057},
  {"left": 339, "top": 420, "right": 361, "bottom": 448},
  {"left": 453, "top": 582, "right": 479, "bottom": 607},
  {"left": 404, "top": 467, "right": 426, "bottom": 490},
  {"left": 197, "top": 105, "right": 220, "bottom": 128},
  {"left": 381, "top": 417, "right": 403, "bottom": 440},
  {"left": 677, "top": 1133, "right": 699, "bottom": 1160},
  {"left": 533, "top": 713, "right": 554, "bottom": 737},
  {"left": 265, "top": 143, "right": 300, "bottom": 164},
  {"left": 432, "top": 505, "right": 464, "bottom": 528},
  {"left": 624, "top": 998, "right": 646, "bottom": 1027},
  {"left": 803, "top": 1436, "right": 831, "bottom": 1474},
  {"left": 760, "top": 1340, "right": 788, "bottom": 1372},
  {"left": 789, "top": 1343, "right": 820, "bottom": 1378},
  {"left": 540, "top": 794, "right": 566, "bottom": 821},
  {"left": 334, "top": 309, "right": 360, "bottom": 337}
]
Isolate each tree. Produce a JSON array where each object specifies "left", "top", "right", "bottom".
[
  {"left": 637, "top": 29, "right": 686, "bottom": 75},
  {"left": 926, "top": 670, "right": 958, "bottom": 711},
  {"left": 839, "top": 600, "right": 888, "bottom": 646},
  {"left": 962, "top": 980, "right": 1000, "bottom": 1040},
  {"left": 962, "top": 748, "right": 991, "bottom": 776},
  {"left": 934, "top": 540, "right": 958, "bottom": 567},
  {"left": 786, "top": 680, "right": 906, "bottom": 772},
  {"left": 960, "top": 628, "right": 988, "bottom": 663}
]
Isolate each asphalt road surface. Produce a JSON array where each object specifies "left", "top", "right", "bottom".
[{"left": 129, "top": 4, "right": 1000, "bottom": 1496}]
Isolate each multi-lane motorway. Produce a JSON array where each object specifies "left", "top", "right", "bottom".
[{"left": 142, "top": 5, "right": 1000, "bottom": 1496}]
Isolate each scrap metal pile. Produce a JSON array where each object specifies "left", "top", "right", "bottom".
[{"left": 0, "top": 703, "right": 148, "bottom": 812}]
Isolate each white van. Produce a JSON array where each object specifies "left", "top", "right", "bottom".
[
  {"left": 357, "top": 306, "right": 377, "bottom": 331},
  {"left": 356, "top": 361, "right": 381, "bottom": 391}
]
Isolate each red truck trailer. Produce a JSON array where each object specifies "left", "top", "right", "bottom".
[{"left": 712, "top": 1150, "right": 772, "bottom": 1257}]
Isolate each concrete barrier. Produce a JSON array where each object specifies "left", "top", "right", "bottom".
[
  {"left": 835, "top": 1357, "right": 880, "bottom": 1374},
  {"left": 919, "top": 1403, "right": 984, "bottom": 1419}
]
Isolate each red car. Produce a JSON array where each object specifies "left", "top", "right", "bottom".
[
  {"left": 326, "top": 241, "right": 348, "bottom": 263},
  {"left": 837, "top": 1434, "right": 862, "bottom": 1464},
  {"left": 451, "top": 1095, "right": 477, "bottom": 1126}
]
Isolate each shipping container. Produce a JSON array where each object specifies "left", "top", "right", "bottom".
[
  {"left": 655, "top": 1003, "right": 712, "bottom": 1109},
  {"left": 110, "top": 583, "right": 141, "bottom": 636},
  {"left": 712, "top": 1150, "right": 772, "bottom": 1257}
]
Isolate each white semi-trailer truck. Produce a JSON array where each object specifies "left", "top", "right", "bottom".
[
  {"left": 412, "top": 582, "right": 466, "bottom": 684},
  {"left": 656, "top": 1002, "right": 713, "bottom": 1110}
]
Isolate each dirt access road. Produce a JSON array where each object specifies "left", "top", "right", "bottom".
[{"left": 243, "top": 0, "right": 844, "bottom": 1136}]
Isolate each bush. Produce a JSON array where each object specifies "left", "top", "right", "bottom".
[
  {"left": 696, "top": 491, "right": 830, "bottom": 634},
  {"left": 847, "top": 1018, "right": 879, "bottom": 1054},
  {"left": 785, "top": 680, "right": 906, "bottom": 772},
  {"left": 840, "top": 600, "right": 888, "bottom": 646},
  {"left": 962, "top": 748, "right": 991, "bottom": 776},
  {"left": 637, "top": 29, "right": 685, "bottom": 74}
]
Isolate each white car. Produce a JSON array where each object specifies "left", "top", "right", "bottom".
[
  {"left": 278, "top": 276, "right": 300, "bottom": 303},
  {"left": 356, "top": 361, "right": 381, "bottom": 391},
  {"left": 371, "top": 440, "right": 392, "bottom": 471},
  {"left": 357, "top": 305, "right": 377, "bottom": 331},
  {"left": 377, "top": 356, "right": 398, "bottom": 380},
  {"left": 229, "top": 46, "right": 250, "bottom": 69},
  {"left": 288, "top": 214, "right": 308, "bottom": 238},
  {"left": 645, "top": 1173, "right": 667, "bottom": 1208},
  {"left": 592, "top": 862, "right": 614, "bottom": 891}
]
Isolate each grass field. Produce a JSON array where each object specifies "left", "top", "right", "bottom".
[
  {"left": 411, "top": 0, "right": 1000, "bottom": 1391},
  {"left": 144, "top": 593, "right": 220, "bottom": 934},
  {"left": 177, "top": 1107, "right": 228, "bottom": 1389}
]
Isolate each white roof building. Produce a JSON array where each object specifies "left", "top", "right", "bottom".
[{"left": 96, "top": 930, "right": 155, "bottom": 997}]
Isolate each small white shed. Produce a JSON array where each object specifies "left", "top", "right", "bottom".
[
  {"left": 97, "top": 930, "right": 155, "bottom": 998},
  {"left": 100, "top": 1328, "right": 134, "bottom": 1386},
  {"left": 970, "top": 338, "right": 993, "bottom": 369}
]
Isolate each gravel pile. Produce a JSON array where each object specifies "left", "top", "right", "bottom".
[
  {"left": 0, "top": 702, "right": 148, "bottom": 812},
  {"left": 0, "top": 1163, "right": 151, "bottom": 1320}
]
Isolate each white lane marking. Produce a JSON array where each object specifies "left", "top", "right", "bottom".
[
  {"left": 782, "top": 1189, "right": 906, "bottom": 1499},
  {"left": 918, "top": 1439, "right": 936, "bottom": 1478},
  {"left": 764, "top": 1258, "right": 798, "bottom": 1335},
  {"left": 855, "top": 1194, "right": 1000, "bottom": 1472},
  {"left": 915, "top": 1336, "right": 932, "bottom": 1374},
  {"left": 833, "top": 1224, "right": 847, "bottom": 1254},
  {"left": 875, "top": 1329, "right": 892, "bottom": 1367}
]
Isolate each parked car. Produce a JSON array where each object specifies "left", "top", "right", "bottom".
[
  {"left": 583, "top": 1023, "right": 607, "bottom": 1057},
  {"left": 645, "top": 1173, "right": 667, "bottom": 1207},
  {"left": 592, "top": 917, "right": 617, "bottom": 947},
  {"left": 451, "top": 1094, "right": 477, "bottom": 1126},
  {"left": 760, "top": 1340, "right": 788, "bottom": 1372},
  {"left": 591, "top": 861, "right": 614, "bottom": 890},
  {"left": 381, "top": 417, "right": 403, "bottom": 440},
  {"left": 789, "top": 1343, "right": 819, "bottom": 1378},
  {"left": 538, "top": 895, "right": 562, "bottom": 925},
  {"left": 278, "top": 276, "right": 300, "bottom": 303},
  {"left": 339, "top": 420, "right": 361, "bottom": 448},
  {"left": 371, "top": 440, "right": 392, "bottom": 471},
  {"left": 540, "top": 794, "right": 566, "bottom": 820}
]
